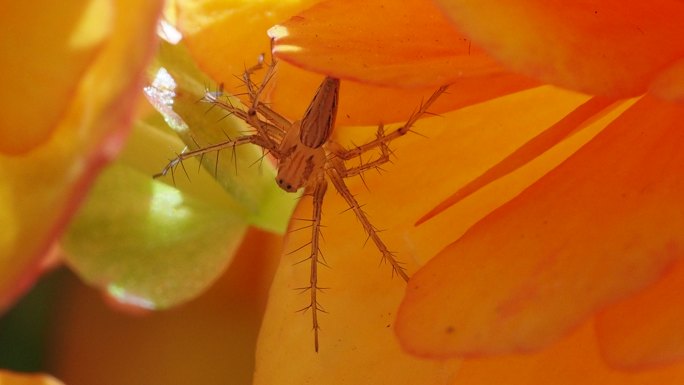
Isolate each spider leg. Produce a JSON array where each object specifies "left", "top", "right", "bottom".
[
  {"left": 335, "top": 85, "right": 449, "bottom": 161},
  {"left": 203, "top": 92, "right": 286, "bottom": 142},
  {"left": 240, "top": 52, "right": 293, "bottom": 139},
  {"left": 296, "top": 177, "right": 328, "bottom": 352},
  {"left": 153, "top": 134, "right": 279, "bottom": 180},
  {"left": 336, "top": 124, "right": 392, "bottom": 178},
  {"left": 326, "top": 167, "right": 409, "bottom": 282}
]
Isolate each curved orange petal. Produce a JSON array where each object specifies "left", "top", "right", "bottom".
[
  {"left": 0, "top": 2, "right": 105, "bottom": 154},
  {"left": 0, "top": 0, "right": 162, "bottom": 311},
  {"left": 396, "top": 94, "right": 684, "bottom": 358},
  {"left": 596, "top": 257, "right": 684, "bottom": 369},
  {"left": 270, "top": 0, "right": 502, "bottom": 88},
  {"left": 434, "top": 0, "right": 684, "bottom": 97},
  {"left": 455, "top": 320, "right": 684, "bottom": 385},
  {"left": 416, "top": 96, "right": 620, "bottom": 225},
  {"left": 175, "top": 0, "right": 319, "bottom": 95},
  {"left": 649, "top": 58, "right": 684, "bottom": 102}
]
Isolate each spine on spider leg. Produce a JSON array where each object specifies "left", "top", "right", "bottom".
[
  {"left": 308, "top": 178, "right": 328, "bottom": 352},
  {"left": 326, "top": 168, "right": 410, "bottom": 282}
]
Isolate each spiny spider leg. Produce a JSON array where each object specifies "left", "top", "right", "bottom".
[
  {"left": 203, "top": 93, "right": 286, "bottom": 142},
  {"left": 337, "top": 124, "right": 392, "bottom": 178},
  {"left": 154, "top": 134, "right": 279, "bottom": 179},
  {"left": 326, "top": 166, "right": 409, "bottom": 282},
  {"left": 239, "top": 51, "right": 293, "bottom": 148},
  {"left": 298, "top": 177, "right": 328, "bottom": 352},
  {"left": 335, "top": 85, "right": 449, "bottom": 161}
]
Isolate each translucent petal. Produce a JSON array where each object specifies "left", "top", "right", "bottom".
[
  {"left": 597, "top": 258, "right": 684, "bottom": 369},
  {"left": 455, "top": 321, "right": 684, "bottom": 384},
  {"left": 434, "top": 0, "right": 684, "bottom": 96},
  {"left": 0, "top": 0, "right": 162, "bottom": 311},
  {"left": 270, "top": 0, "right": 508, "bottom": 88},
  {"left": 175, "top": 0, "right": 319, "bottom": 96},
  {"left": 270, "top": 61, "right": 538, "bottom": 126},
  {"left": 0, "top": 1, "right": 106, "bottom": 154},
  {"left": 397, "top": 95, "right": 684, "bottom": 357}
]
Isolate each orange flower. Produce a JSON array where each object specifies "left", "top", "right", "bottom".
[{"left": 18, "top": 0, "right": 684, "bottom": 383}]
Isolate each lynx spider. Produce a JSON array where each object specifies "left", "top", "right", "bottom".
[{"left": 156, "top": 54, "right": 448, "bottom": 351}]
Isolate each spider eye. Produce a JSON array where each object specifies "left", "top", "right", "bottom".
[
  {"left": 287, "top": 184, "right": 292, "bottom": 190},
  {"left": 278, "top": 178, "right": 284, "bottom": 185}
]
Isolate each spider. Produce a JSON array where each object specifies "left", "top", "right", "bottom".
[{"left": 156, "top": 55, "right": 448, "bottom": 351}]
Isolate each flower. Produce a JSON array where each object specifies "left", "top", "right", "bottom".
[{"left": 8, "top": 0, "right": 684, "bottom": 383}]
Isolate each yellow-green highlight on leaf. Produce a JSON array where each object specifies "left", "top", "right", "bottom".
[
  {"left": 148, "top": 41, "right": 296, "bottom": 233},
  {"left": 62, "top": 160, "right": 247, "bottom": 309}
]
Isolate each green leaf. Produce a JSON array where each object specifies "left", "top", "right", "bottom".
[
  {"left": 147, "top": 40, "right": 296, "bottom": 233},
  {"left": 62, "top": 158, "right": 246, "bottom": 309}
]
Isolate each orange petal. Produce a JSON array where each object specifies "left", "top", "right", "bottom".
[
  {"left": 596, "top": 257, "right": 684, "bottom": 369},
  {"left": 396, "top": 94, "right": 684, "bottom": 358},
  {"left": 0, "top": 0, "right": 162, "bottom": 311},
  {"left": 0, "top": 370, "right": 63, "bottom": 385},
  {"left": 649, "top": 58, "right": 684, "bottom": 102},
  {"left": 434, "top": 0, "right": 684, "bottom": 97},
  {"left": 175, "top": 0, "right": 319, "bottom": 96},
  {"left": 178, "top": 0, "right": 537, "bottom": 125},
  {"left": 271, "top": 61, "right": 539, "bottom": 126},
  {"left": 0, "top": 2, "right": 105, "bottom": 154},
  {"left": 254, "top": 187, "right": 461, "bottom": 385},
  {"left": 456, "top": 320, "right": 684, "bottom": 385},
  {"left": 270, "top": 0, "right": 514, "bottom": 88},
  {"left": 416, "top": 96, "right": 620, "bottom": 225}
]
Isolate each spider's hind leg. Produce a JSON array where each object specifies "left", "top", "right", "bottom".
[
  {"left": 294, "top": 177, "right": 328, "bottom": 352},
  {"left": 326, "top": 166, "right": 409, "bottom": 282}
]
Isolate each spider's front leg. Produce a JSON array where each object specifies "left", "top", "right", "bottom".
[
  {"left": 334, "top": 85, "right": 449, "bottom": 162},
  {"left": 240, "top": 53, "right": 293, "bottom": 145}
]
